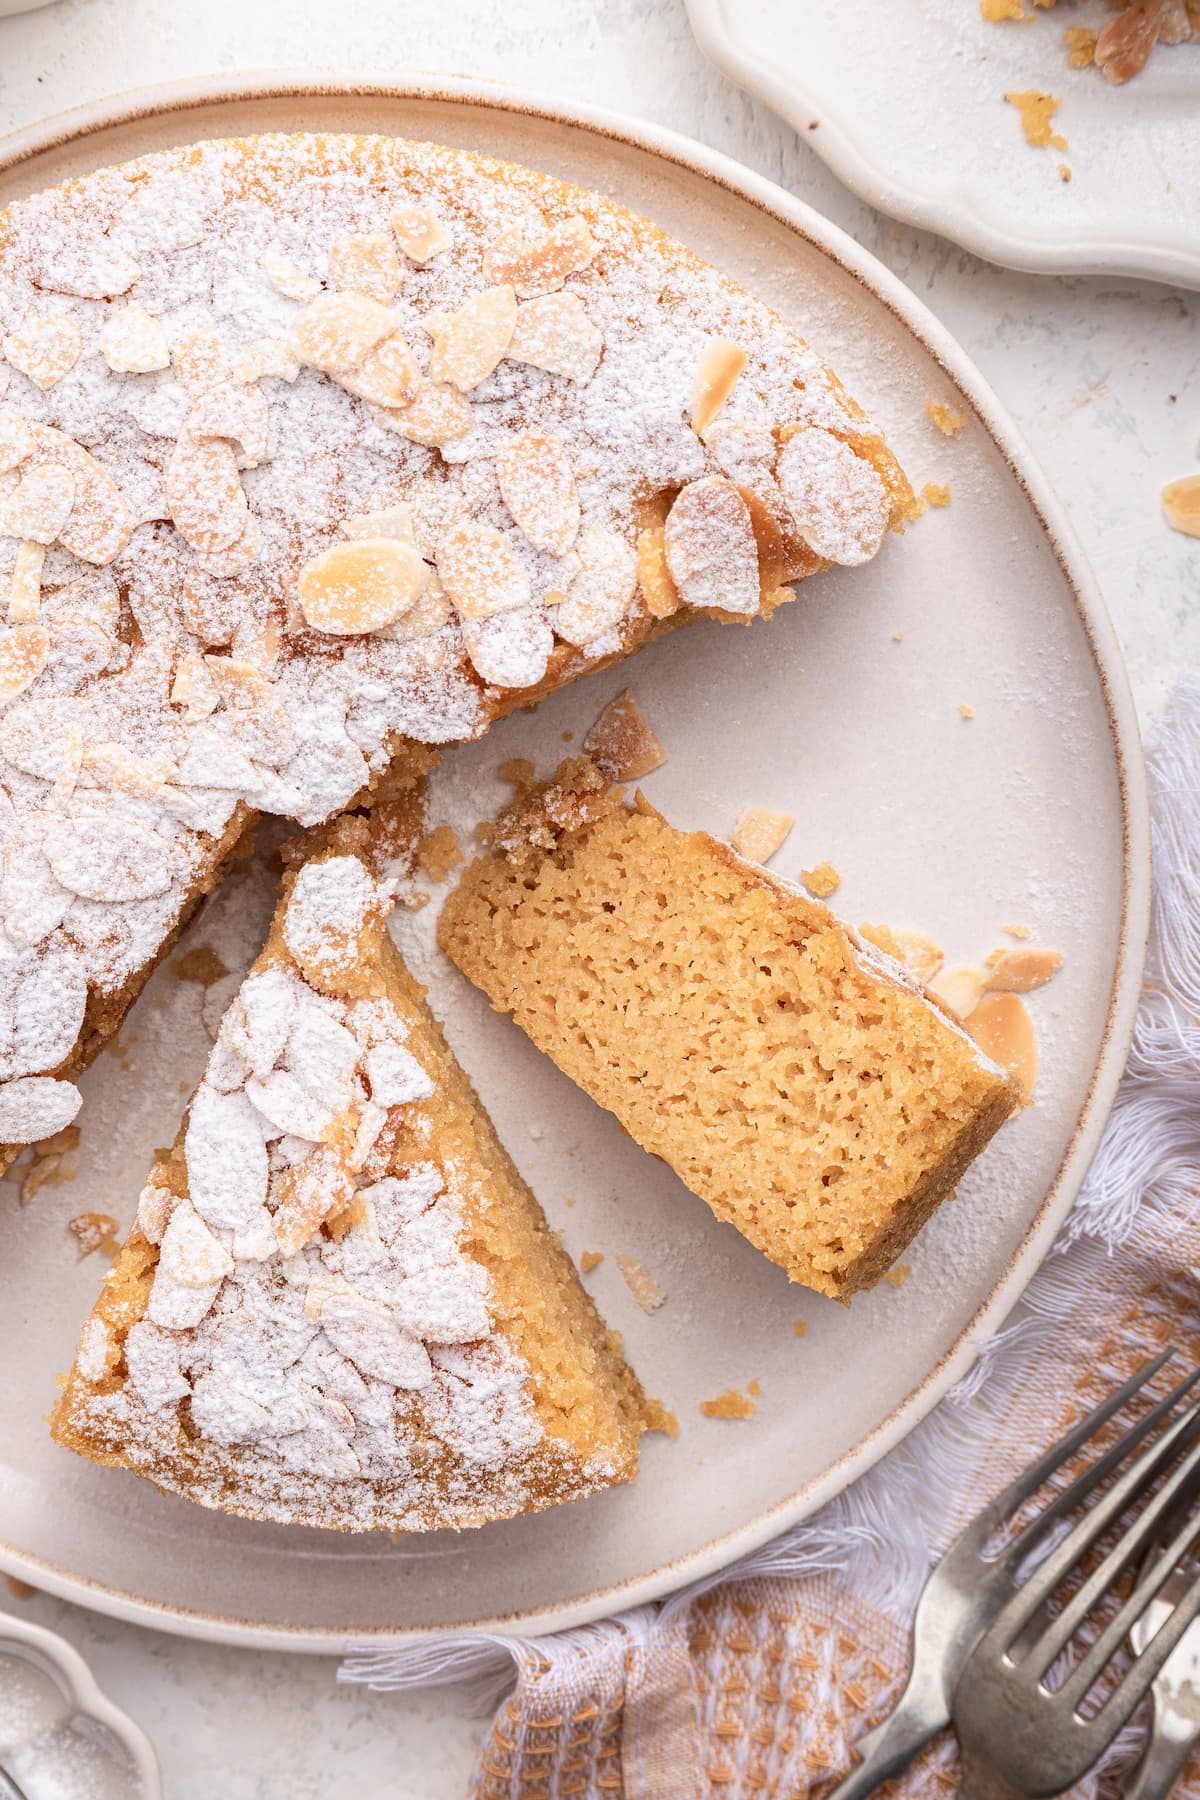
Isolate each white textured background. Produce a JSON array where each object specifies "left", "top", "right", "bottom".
[{"left": 1, "top": 1, "right": 1197, "bottom": 1794}]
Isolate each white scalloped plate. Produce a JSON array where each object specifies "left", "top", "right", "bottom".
[
  {"left": 0, "top": 73, "right": 1147, "bottom": 1651},
  {"left": 687, "top": 0, "right": 1200, "bottom": 289}
]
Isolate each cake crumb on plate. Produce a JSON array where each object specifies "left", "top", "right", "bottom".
[
  {"left": 700, "top": 1388, "right": 757, "bottom": 1420},
  {"left": 799, "top": 859, "right": 841, "bottom": 898},
  {"left": 617, "top": 1252, "right": 666, "bottom": 1313},
  {"left": 926, "top": 401, "right": 967, "bottom": 436},
  {"left": 580, "top": 1250, "right": 604, "bottom": 1273},
  {"left": 417, "top": 824, "right": 464, "bottom": 883},
  {"left": 731, "top": 806, "right": 794, "bottom": 864}
]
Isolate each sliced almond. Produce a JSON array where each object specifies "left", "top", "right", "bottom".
[
  {"left": 1163, "top": 475, "right": 1200, "bottom": 540},
  {"left": 390, "top": 204, "right": 452, "bottom": 264},
  {"left": 172, "top": 327, "right": 229, "bottom": 398},
  {"left": 1095, "top": 0, "right": 1165, "bottom": 82},
  {"left": 888, "top": 929, "right": 945, "bottom": 984},
  {"left": 0, "top": 408, "right": 34, "bottom": 476},
  {"left": 273, "top": 1147, "right": 356, "bottom": 1257},
  {"left": 373, "top": 382, "right": 473, "bottom": 446},
  {"left": 507, "top": 292, "right": 602, "bottom": 381},
  {"left": 553, "top": 524, "right": 637, "bottom": 648},
  {"left": 298, "top": 537, "right": 430, "bottom": 636},
  {"left": 0, "top": 624, "right": 50, "bottom": 705},
  {"left": 495, "top": 432, "right": 580, "bottom": 555},
  {"left": 427, "top": 286, "right": 517, "bottom": 391},
  {"left": 663, "top": 476, "right": 761, "bottom": 614},
  {"left": 2, "top": 463, "right": 76, "bottom": 544},
  {"left": 969, "top": 992, "right": 1037, "bottom": 1098},
  {"left": 27, "top": 425, "right": 132, "bottom": 567},
  {"left": 51, "top": 726, "right": 84, "bottom": 807},
  {"left": 635, "top": 525, "right": 680, "bottom": 619},
  {"left": 461, "top": 607, "right": 553, "bottom": 690},
  {"left": 584, "top": 690, "right": 667, "bottom": 782},
  {"left": 195, "top": 510, "right": 263, "bottom": 579},
  {"left": 328, "top": 233, "right": 402, "bottom": 305},
  {"left": 985, "top": 947, "right": 1063, "bottom": 993},
  {"left": 262, "top": 250, "right": 322, "bottom": 302},
  {"left": 2, "top": 315, "right": 83, "bottom": 392},
  {"left": 731, "top": 806, "right": 794, "bottom": 865},
  {"left": 230, "top": 337, "right": 301, "bottom": 385},
  {"left": 776, "top": 426, "right": 892, "bottom": 568},
  {"left": 167, "top": 436, "right": 249, "bottom": 555},
  {"left": 932, "top": 965, "right": 986, "bottom": 1020},
  {"left": 292, "top": 291, "right": 397, "bottom": 375},
  {"left": 436, "top": 519, "right": 530, "bottom": 621},
  {"left": 482, "top": 215, "right": 598, "bottom": 298},
  {"left": 337, "top": 332, "right": 419, "bottom": 409},
  {"left": 99, "top": 303, "right": 170, "bottom": 375},
  {"left": 186, "top": 381, "right": 270, "bottom": 469},
  {"left": 38, "top": 238, "right": 140, "bottom": 300},
  {"left": 385, "top": 572, "right": 452, "bottom": 639},
  {"left": 170, "top": 653, "right": 220, "bottom": 720},
  {"left": 7, "top": 542, "right": 44, "bottom": 624},
  {"left": 343, "top": 504, "right": 416, "bottom": 543},
  {"left": 689, "top": 338, "right": 747, "bottom": 436},
  {"left": 0, "top": 370, "right": 7, "bottom": 400}
]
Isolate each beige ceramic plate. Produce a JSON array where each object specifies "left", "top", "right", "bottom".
[{"left": 0, "top": 74, "right": 1148, "bottom": 1651}]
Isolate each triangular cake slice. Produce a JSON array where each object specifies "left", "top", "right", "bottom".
[
  {"left": 52, "top": 807, "right": 646, "bottom": 1530},
  {"left": 0, "top": 130, "right": 915, "bottom": 1171},
  {"left": 439, "top": 759, "right": 1018, "bottom": 1301}
]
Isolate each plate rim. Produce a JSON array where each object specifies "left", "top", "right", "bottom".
[
  {"left": 0, "top": 68, "right": 1151, "bottom": 1652},
  {"left": 684, "top": 0, "right": 1200, "bottom": 291}
]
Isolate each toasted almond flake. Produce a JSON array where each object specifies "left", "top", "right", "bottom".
[
  {"left": 927, "top": 400, "right": 968, "bottom": 436},
  {"left": 1005, "top": 89, "right": 1067, "bottom": 150},
  {"left": 427, "top": 285, "right": 517, "bottom": 391},
  {"left": 262, "top": 250, "right": 322, "bottom": 302},
  {"left": 291, "top": 291, "right": 397, "bottom": 375},
  {"left": 2, "top": 315, "right": 83, "bottom": 392},
  {"left": 44, "top": 812, "right": 172, "bottom": 902},
  {"left": 99, "top": 302, "right": 170, "bottom": 375},
  {"left": 553, "top": 524, "right": 637, "bottom": 647},
  {"left": 732, "top": 806, "right": 794, "bottom": 864},
  {"left": 616, "top": 1252, "right": 665, "bottom": 1313},
  {"left": 483, "top": 214, "right": 598, "bottom": 298},
  {"left": 297, "top": 537, "right": 430, "bottom": 636},
  {"left": 932, "top": 965, "right": 986, "bottom": 1020},
  {"left": 664, "top": 476, "right": 761, "bottom": 615},
  {"left": 700, "top": 1387, "right": 756, "bottom": 1420},
  {"left": 985, "top": 947, "right": 1063, "bottom": 993},
  {"left": 51, "top": 727, "right": 84, "bottom": 806},
  {"left": 337, "top": 331, "right": 419, "bottom": 409},
  {"left": 507, "top": 291, "right": 603, "bottom": 381},
  {"left": 1003, "top": 923, "right": 1031, "bottom": 940},
  {"left": 584, "top": 690, "right": 667, "bottom": 782},
  {"left": 0, "top": 408, "right": 34, "bottom": 475},
  {"left": 0, "top": 370, "right": 9, "bottom": 400},
  {"left": 0, "top": 623, "right": 49, "bottom": 704},
  {"left": 776, "top": 427, "right": 892, "bottom": 567},
  {"left": 437, "top": 519, "right": 530, "bottom": 621},
  {"left": 230, "top": 337, "right": 301, "bottom": 385},
  {"left": 970, "top": 992, "right": 1037, "bottom": 1096},
  {"left": 374, "top": 381, "right": 474, "bottom": 446},
  {"left": 390, "top": 204, "right": 452, "bottom": 264},
  {"left": 167, "top": 436, "right": 248, "bottom": 554},
  {"left": 273, "top": 1146, "right": 354, "bottom": 1256},
  {"left": 799, "top": 860, "right": 841, "bottom": 899},
  {"left": 462, "top": 608, "right": 553, "bottom": 690},
  {"left": 172, "top": 327, "right": 229, "bottom": 397},
  {"left": 1096, "top": 0, "right": 1166, "bottom": 82},
  {"left": 385, "top": 575, "right": 453, "bottom": 639},
  {"left": 922, "top": 482, "right": 951, "bottom": 509},
  {"left": 343, "top": 504, "right": 416, "bottom": 544},
  {"left": 635, "top": 525, "right": 680, "bottom": 619},
  {"left": 7, "top": 541, "right": 44, "bottom": 624},
  {"left": 884, "top": 928, "right": 944, "bottom": 984},
  {"left": 26, "top": 425, "right": 132, "bottom": 568},
  {"left": 495, "top": 431, "right": 580, "bottom": 555},
  {"left": 1163, "top": 476, "right": 1200, "bottom": 539},
  {"left": 689, "top": 338, "right": 748, "bottom": 436},
  {"left": 327, "top": 232, "right": 403, "bottom": 305},
  {"left": 186, "top": 381, "right": 270, "bottom": 469},
  {"left": 3, "top": 463, "right": 76, "bottom": 544}
]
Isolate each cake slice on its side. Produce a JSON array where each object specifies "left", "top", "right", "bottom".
[
  {"left": 438, "top": 761, "right": 1018, "bottom": 1301},
  {"left": 52, "top": 803, "right": 646, "bottom": 1531}
]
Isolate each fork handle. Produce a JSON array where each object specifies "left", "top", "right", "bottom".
[
  {"left": 1118, "top": 1715, "right": 1198, "bottom": 1800},
  {"left": 825, "top": 1689, "right": 948, "bottom": 1800}
]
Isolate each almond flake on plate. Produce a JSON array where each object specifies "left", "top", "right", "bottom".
[
  {"left": 1163, "top": 475, "right": 1200, "bottom": 539},
  {"left": 584, "top": 690, "right": 667, "bottom": 782},
  {"left": 731, "top": 806, "right": 794, "bottom": 864},
  {"left": 862, "top": 926, "right": 944, "bottom": 983},
  {"left": 99, "top": 303, "right": 171, "bottom": 375},
  {"left": 328, "top": 233, "right": 403, "bottom": 305},
  {"left": 984, "top": 946, "right": 1063, "bottom": 992},
  {"left": 495, "top": 431, "right": 580, "bottom": 555},
  {"left": 2, "top": 315, "right": 83, "bottom": 391},
  {"left": 932, "top": 965, "right": 986, "bottom": 1019},
  {"left": 390, "top": 205, "right": 452, "bottom": 264},
  {"left": 970, "top": 991, "right": 1038, "bottom": 1096},
  {"left": 297, "top": 537, "right": 430, "bottom": 635},
  {"left": 689, "top": 338, "right": 747, "bottom": 435}
]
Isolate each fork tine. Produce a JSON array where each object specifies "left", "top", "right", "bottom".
[
  {"left": 1056, "top": 1474, "right": 1200, "bottom": 1711},
  {"left": 1065, "top": 1557, "right": 1200, "bottom": 1750},
  {"left": 962, "top": 1349, "right": 1178, "bottom": 1549},
  {"left": 987, "top": 1353, "right": 1200, "bottom": 1579},
  {"left": 992, "top": 1393, "right": 1200, "bottom": 1650}
]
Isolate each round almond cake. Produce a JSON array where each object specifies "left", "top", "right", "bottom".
[{"left": 0, "top": 131, "right": 913, "bottom": 1169}]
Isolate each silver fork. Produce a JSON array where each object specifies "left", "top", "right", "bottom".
[
  {"left": 1120, "top": 1561, "right": 1200, "bottom": 1800},
  {"left": 952, "top": 1380, "right": 1200, "bottom": 1798},
  {"left": 828, "top": 1348, "right": 1197, "bottom": 1800}
]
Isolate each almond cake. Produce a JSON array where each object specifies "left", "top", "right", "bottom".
[
  {"left": 0, "top": 131, "right": 915, "bottom": 1173},
  {"left": 439, "top": 761, "right": 1018, "bottom": 1301},
  {"left": 52, "top": 803, "right": 648, "bottom": 1530}
]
